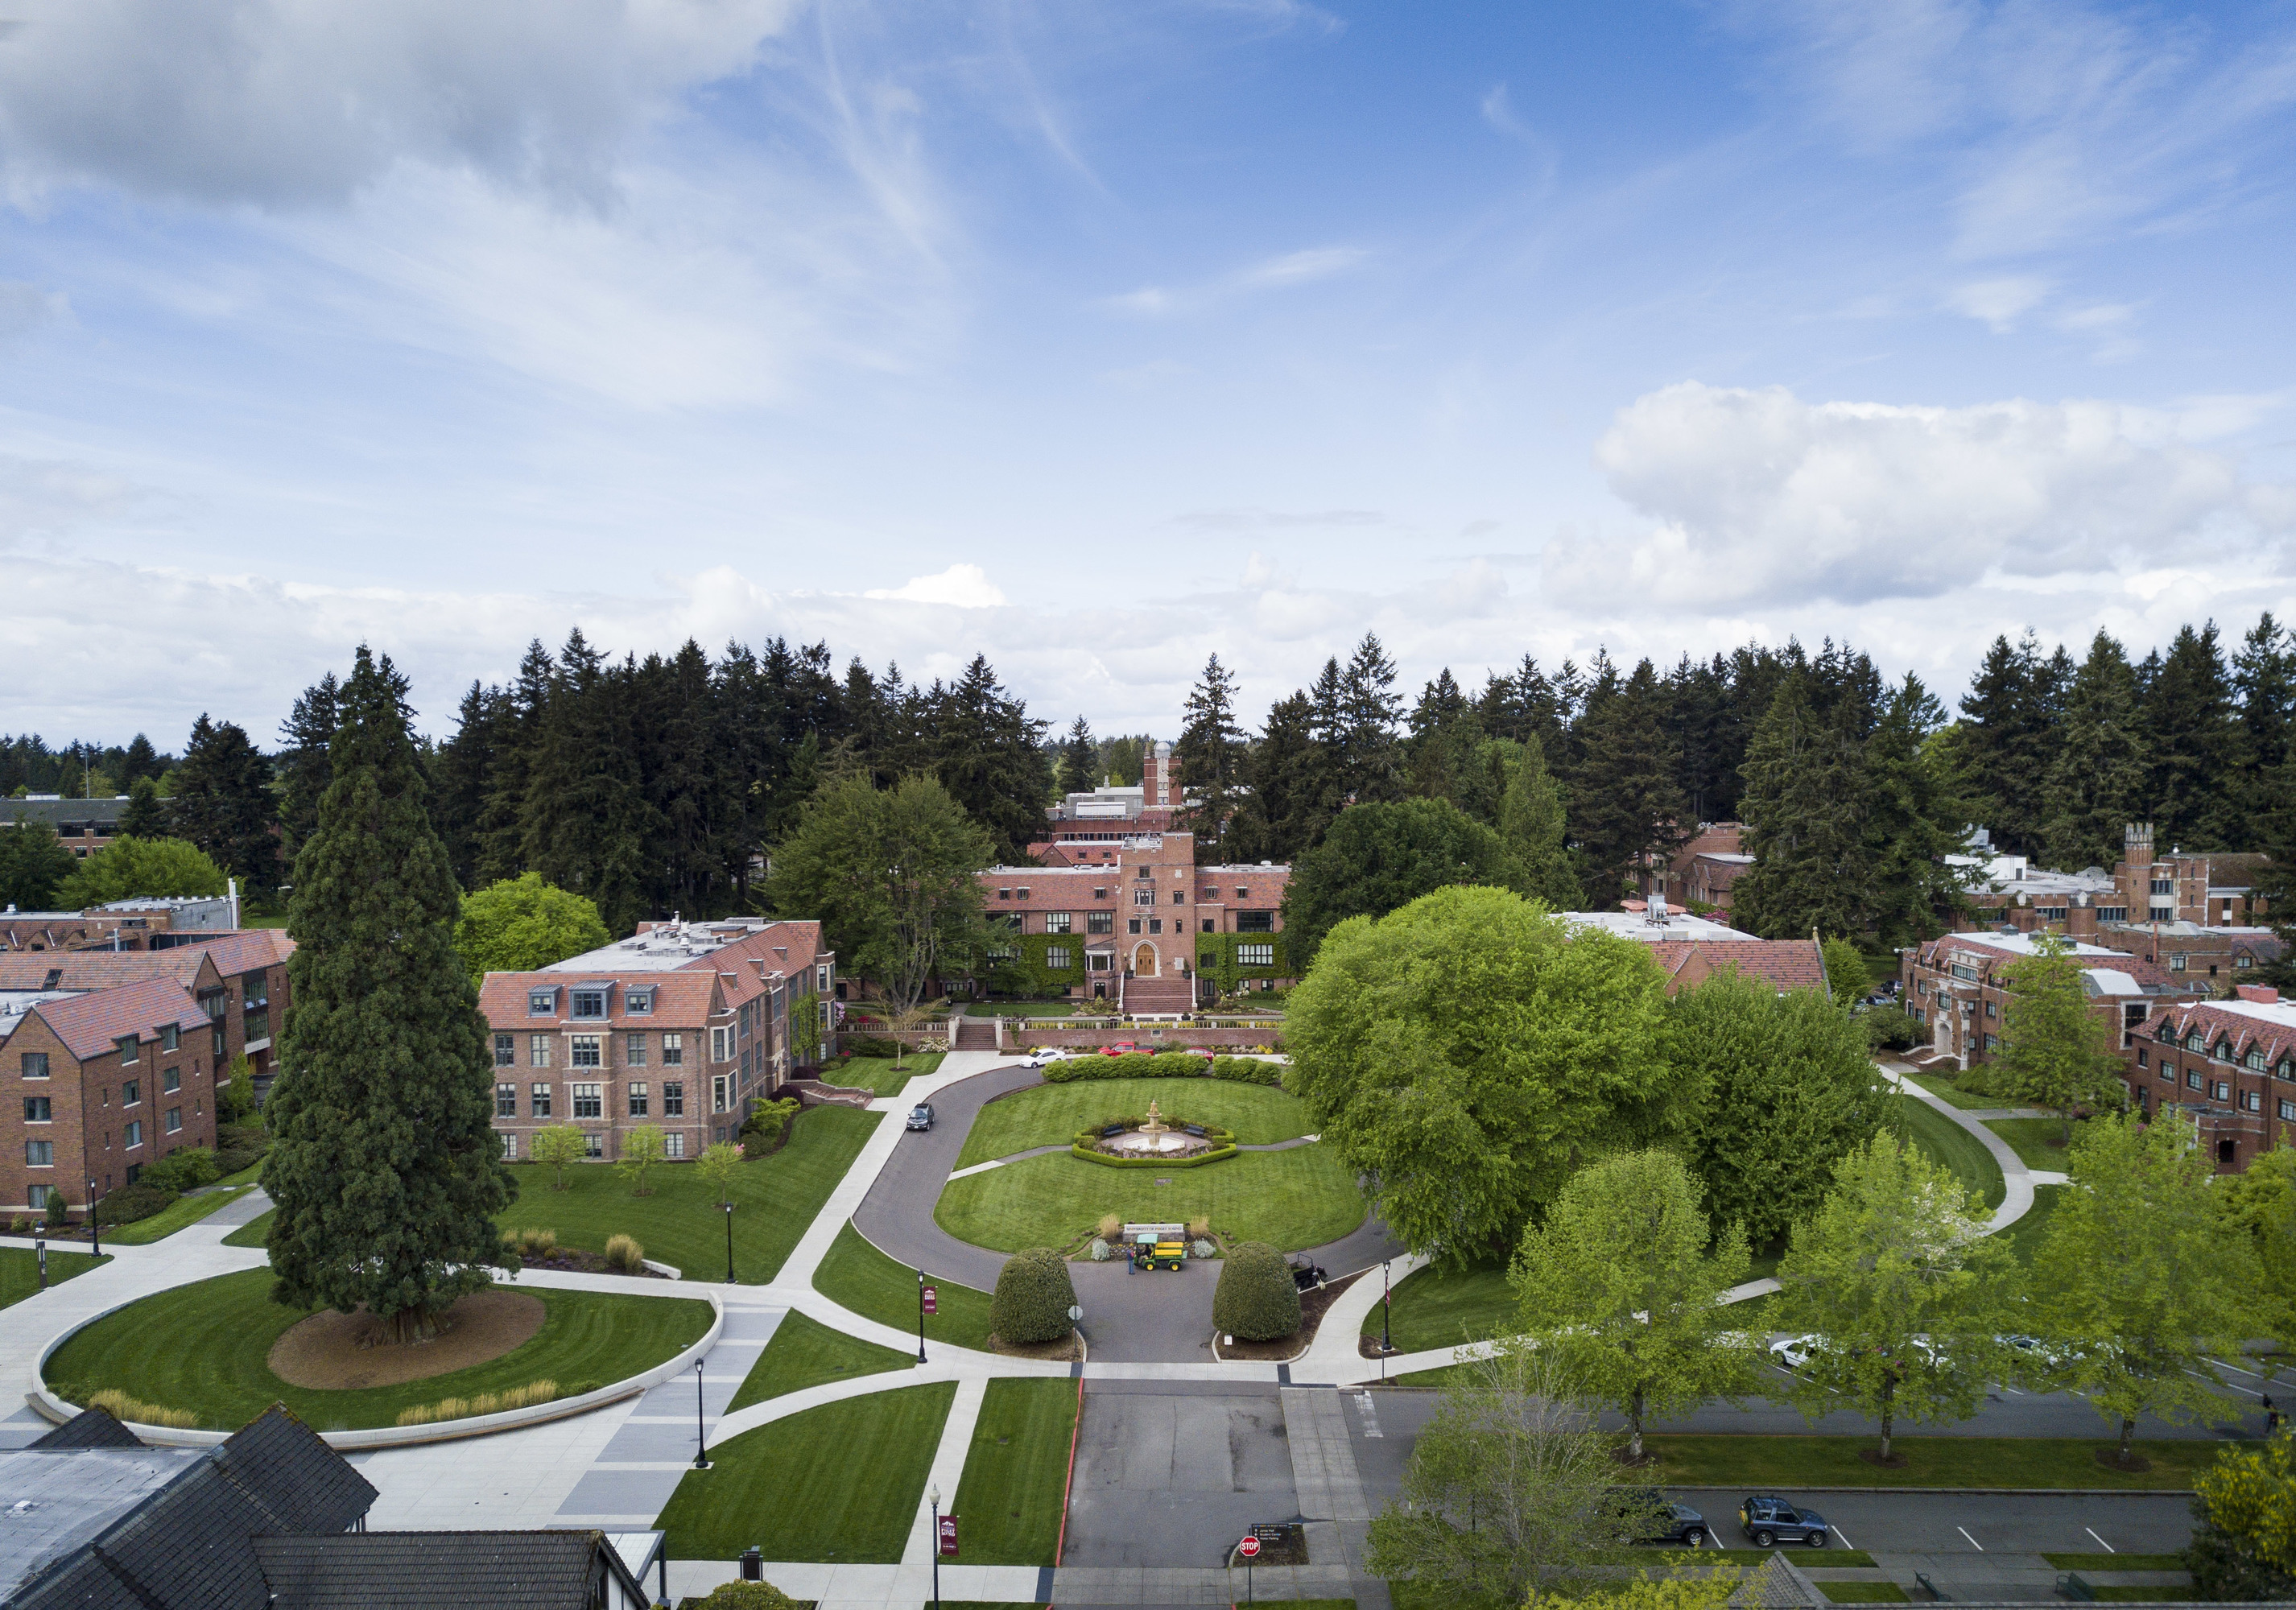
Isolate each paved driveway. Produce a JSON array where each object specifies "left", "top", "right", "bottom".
[{"left": 1062, "top": 1384, "right": 1298, "bottom": 1568}]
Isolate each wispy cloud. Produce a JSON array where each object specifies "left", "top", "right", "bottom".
[{"left": 1105, "top": 245, "right": 1368, "bottom": 317}]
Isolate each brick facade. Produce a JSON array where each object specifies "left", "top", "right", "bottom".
[
  {"left": 1900, "top": 932, "right": 2203, "bottom": 1071},
  {"left": 2123, "top": 985, "right": 2296, "bottom": 1173}
]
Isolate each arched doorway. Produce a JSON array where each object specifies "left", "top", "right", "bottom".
[{"left": 1132, "top": 942, "right": 1158, "bottom": 977}]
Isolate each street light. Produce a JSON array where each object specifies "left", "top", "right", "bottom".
[
  {"left": 916, "top": 1267, "right": 928, "bottom": 1362},
  {"left": 691, "top": 1357, "right": 710, "bottom": 1469},
  {"left": 929, "top": 1483, "right": 943, "bottom": 1610},
  {"left": 723, "top": 1202, "right": 735, "bottom": 1283},
  {"left": 86, "top": 1180, "right": 99, "bottom": 1259}
]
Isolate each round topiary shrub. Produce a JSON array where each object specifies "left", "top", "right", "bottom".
[
  {"left": 992, "top": 1247, "right": 1078, "bottom": 1344},
  {"left": 1214, "top": 1241, "right": 1300, "bottom": 1341}
]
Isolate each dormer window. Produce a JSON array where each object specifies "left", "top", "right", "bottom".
[
  {"left": 2187, "top": 1031, "right": 2206, "bottom": 1053},
  {"left": 2215, "top": 1038, "right": 2235, "bottom": 1063},
  {"left": 528, "top": 989, "right": 559, "bottom": 1016},
  {"left": 571, "top": 988, "right": 609, "bottom": 1020},
  {"left": 626, "top": 988, "right": 654, "bottom": 1015},
  {"left": 2156, "top": 1023, "right": 2175, "bottom": 1043}
]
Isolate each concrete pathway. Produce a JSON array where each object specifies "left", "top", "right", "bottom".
[{"left": 1879, "top": 1062, "right": 2038, "bottom": 1232}]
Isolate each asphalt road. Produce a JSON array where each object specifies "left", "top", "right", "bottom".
[
  {"left": 1062, "top": 1385, "right": 1298, "bottom": 1568},
  {"left": 1661, "top": 1488, "right": 2195, "bottom": 1556}
]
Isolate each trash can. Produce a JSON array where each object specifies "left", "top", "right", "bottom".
[{"left": 741, "top": 1546, "right": 762, "bottom": 1580}]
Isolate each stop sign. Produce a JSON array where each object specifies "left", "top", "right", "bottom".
[{"left": 1238, "top": 1536, "right": 1260, "bottom": 1559}]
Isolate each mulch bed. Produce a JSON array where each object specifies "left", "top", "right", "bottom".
[
  {"left": 267, "top": 1290, "right": 547, "bottom": 1389},
  {"left": 514, "top": 1249, "right": 667, "bottom": 1278},
  {"left": 1216, "top": 1270, "right": 1363, "bottom": 1361},
  {"left": 990, "top": 1331, "right": 1084, "bottom": 1361}
]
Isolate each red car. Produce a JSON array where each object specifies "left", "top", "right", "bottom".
[{"left": 1102, "top": 1042, "right": 1139, "bottom": 1056}]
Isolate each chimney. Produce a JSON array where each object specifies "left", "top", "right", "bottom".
[
  {"left": 2236, "top": 985, "right": 2281, "bottom": 1005},
  {"left": 2123, "top": 823, "right": 2154, "bottom": 873}
]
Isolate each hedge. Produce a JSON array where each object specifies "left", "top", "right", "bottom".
[
  {"left": 1042, "top": 1053, "right": 1282, "bottom": 1087},
  {"left": 1214, "top": 1241, "right": 1300, "bottom": 1340},
  {"left": 93, "top": 1183, "right": 177, "bottom": 1227},
  {"left": 1067, "top": 1141, "right": 1239, "bottom": 1170},
  {"left": 992, "top": 1247, "right": 1077, "bottom": 1344}
]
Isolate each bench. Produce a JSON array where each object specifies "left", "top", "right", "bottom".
[
  {"left": 1185, "top": 1124, "right": 1208, "bottom": 1137},
  {"left": 2056, "top": 1574, "right": 2094, "bottom": 1602},
  {"left": 1916, "top": 1572, "right": 1949, "bottom": 1601},
  {"left": 1101, "top": 1125, "right": 1126, "bottom": 1137}
]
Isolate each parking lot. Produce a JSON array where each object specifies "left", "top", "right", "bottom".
[{"left": 1060, "top": 1383, "right": 1299, "bottom": 1569}]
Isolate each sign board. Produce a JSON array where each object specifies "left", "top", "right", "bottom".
[
  {"left": 938, "top": 1514, "right": 959, "bottom": 1557},
  {"left": 1237, "top": 1536, "right": 1260, "bottom": 1559},
  {"left": 922, "top": 1286, "right": 938, "bottom": 1315},
  {"left": 1252, "top": 1525, "right": 1288, "bottom": 1546}
]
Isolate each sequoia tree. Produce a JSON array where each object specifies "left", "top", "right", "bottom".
[{"left": 263, "top": 646, "right": 514, "bottom": 1342}]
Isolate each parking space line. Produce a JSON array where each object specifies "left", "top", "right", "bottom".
[
  {"left": 1958, "top": 1526, "right": 1984, "bottom": 1551},
  {"left": 1353, "top": 1391, "right": 1382, "bottom": 1439},
  {"left": 2085, "top": 1528, "right": 2114, "bottom": 1553},
  {"left": 1831, "top": 1522, "right": 1854, "bottom": 1550}
]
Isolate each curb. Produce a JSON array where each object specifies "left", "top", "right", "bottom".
[
  {"left": 29, "top": 1280, "right": 723, "bottom": 1451},
  {"left": 1670, "top": 1484, "right": 2198, "bottom": 1496}
]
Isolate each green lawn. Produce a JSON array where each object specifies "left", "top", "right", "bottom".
[
  {"left": 811, "top": 1220, "right": 995, "bottom": 1352},
  {"left": 829, "top": 1052, "right": 943, "bottom": 1095},
  {"left": 217, "top": 1159, "right": 266, "bottom": 1187},
  {"left": 958, "top": 1077, "right": 1315, "bottom": 1170},
  {"left": 1364, "top": 1257, "right": 1515, "bottom": 1352},
  {"left": 498, "top": 1104, "right": 879, "bottom": 1282},
  {"left": 1819, "top": 1583, "right": 1909, "bottom": 1604},
  {"left": 1891, "top": 1095, "right": 2006, "bottom": 1209},
  {"left": 1638, "top": 1434, "right": 2240, "bottom": 1490},
  {"left": 0, "top": 1246, "right": 106, "bottom": 1310},
  {"left": 726, "top": 1307, "right": 915, "bottom": 1411},
  {"left": 104, "top": 1187, "right": 256, "bottom": 1246},
  {"left": 659, "top": 1381, "right": 955, "bottom": 1560},
  {"left": 1905, "top": 1073, "right": 2005, "bottom": 1112},
  {"left": 1984, "top": 1116, "right": 2082, "bottom": 1170},
  {"left": 43, "top": 1266, "right": 712, "bottom": 1430},
  {"left": 2043, "top": 1554, "right": 2190, "bottom": 1571},
  {"left": 223, "top": 1208, "right": 274, "bottom": 1248},
  {"left": 935, "top": 1143, "right": 1365, "bottom": 1253},
  {"left": 1994, "top": 1185, "right": 2063, "bottom": 1266},
  {"left": 950, "top": 1378, "right": 1080, "bottom": 1565}
]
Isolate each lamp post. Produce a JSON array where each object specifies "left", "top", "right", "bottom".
[
  {"left": 691, "top": 1357, "right": 710, "bottom": 1469},
  {"left": 1381, "top": 1258, "right": 1393, "bottom": 1383},
  {"left": 916, "top": 1267, "right": 928, "bottom": 1362},
  {"left": 86, "top": 1181, "right": 99, "bottom": 1258},
  {"left": 929, "top": 1484, "right": 942, "bottom": 1610},
  {"left": 723, "top": 1201, "right": 735, "bottom": 1283}
]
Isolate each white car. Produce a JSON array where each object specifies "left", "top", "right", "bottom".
[
  {"left": 1769, "top": 1335, "right": 1824, "bottom": 1371},
  {"left": 1019, "top": 1049, "right": 1074, "bottom": 1069}
]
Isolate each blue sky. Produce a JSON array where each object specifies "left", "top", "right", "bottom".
[{"left": 5, "top": 0, "right": 2295, "bottom": 745}]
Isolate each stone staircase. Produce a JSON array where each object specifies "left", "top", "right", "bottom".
[{"left": 1120, "top": 974, "right": 1195, "bottom": 1018}]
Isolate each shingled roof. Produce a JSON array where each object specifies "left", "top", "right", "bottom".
[
  {"left": 28, "top": 1407, "right": 146, "bottom": 1451},
  {"left": 252, "top": 1530, "right": 647, "bottom": 1608},
  {"left": 26, "top": 976, "right": 212, "bottom": 1063},
  {"left": 0, "top": 950, "right": 217, "bottom": 994},
  {"left": 1646, "top": 939, "right": 1830, "bottom": 996},
  {"left": 166, "top": 929, "right": 294, "bottom": 977}
]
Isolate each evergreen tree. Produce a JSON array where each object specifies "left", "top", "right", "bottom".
[
  {"left": 2233, "top": 613, "right": 2296, "bottom": 828},
  {"left": 264, "top": 646, "right": 512, "bottom": 1343},
  {"left": 1568, "top": 658, "right": 1686, "bottom": 907},
  {"left": 2039, "top": 632, "right": 2146, "bottom": 871},
  {"left": 118, "top": 777, "right": 169, "bottom": 840},
  {"left": 431, "top": 681, "right": 503, "bottom": 891},
  {"left": 1340, "top": 634, "right": 1404, "bottom": 804},
  {"left": 1863, "top": 675, "right": 1973, "bottom": 946},
  {"left": 519, "top": 634, "right": 667, "bottom": 934},
  {"left": 1229, "top": 691, "right": 1320, "bottom": 864},
  {"left": 1732, "top": 673, "right": 1870, "bottom": 939},
  {"left": 1957, "top": 631, "right": 2059, "bottom": 853},
  {"left": 0, "top": 819, "right": 77, "bottom": 909},
  {"left": 119, "top": 734, "right": 159, "bottom": 787},
  {"left": 1057, "top": 716, "right": 1098, "bottom": 795},
  {"left": 1280, "top": 797, "right": 1530, "bottom": 967},
  {"left": 1174, "top": 654, "right": 1245, "bottom": 861},
  {"left": 275, "top": 671, "right": 341, "bottom": 865},
  {"left": 170, "top": 714, "right": 281, "bottom": 894},
  {"left": 1497, "top": 732, "right": 1582, "bottom": 908},
  {"left": 929, "top": 654, "right": 1054, "bottom": 865},
  {"left": 2145, "top": 621, "right": 2240, "bottom": 849},
  {"left": 477, "top": 639, "right": 554, "bottom": 883},
  {"left": 1662, "top": 653, "right": 1733, "bottom": 822}
]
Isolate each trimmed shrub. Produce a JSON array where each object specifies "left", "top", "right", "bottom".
[
  {"left": 688, "top": 1583, "right": 803, "bottom": 1608},
  {"left": 739, "top": 1097, "right": 803, "bottom": 1159},
  {"left": 43, "top": 1194, "right": 69, "bottom": 1230},
  {"left": 140, "top": 1146, "right": 221, "bottom": 1193},
  {"left": 1213, "top": 1241, "right": 1300, "bottom": 1341},
  {"left": 840, "top": 1034, "right": 905, "bottom": 1057},
  {"left": 93, "top": 1183, "right": 176, "bottom": 1227},
  {"left": 603, "top": 1233, "right": 646, "bottom": 1274},
  {"left": 991, "top": 1246, "right": 1078, "bottom": 1344},
  {"left": 1040, "top": 1052, "right": 1282, "bottom": 1087},
  {"left": 1862, "top": 1005, "right": 1923, "bottom": 1051}
]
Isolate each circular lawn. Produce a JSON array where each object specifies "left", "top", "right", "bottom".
[{"left": 43, "top": 1267, "right": 712, "bottom": 1432}]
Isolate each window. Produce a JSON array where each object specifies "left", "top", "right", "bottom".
[
  {"left": 713, "top": 1075, "right": 729, "bottom": 1113},
  {"left": 1172, "top": 890, "right": 1186, "bottom": 904},
  {"left": 2187, "top": 1032, "right": 2207, "bottom": 1053},
  {"left": 665, "top": 1132, "right": 685, "bottom": 1158},
  {"left": 1045, "top": 911, "right": 1072, "bottom": 934},
  {"left": 1045, "top": 946, "right": 1073, "bottom": 971},
  {"left": 1984, "top": 1034, "right": 2001, "bottom": 1051},
  {"left": 584, "top": 1131, "right": 603, "bottom": 1158},
  {"left": 572, "top": 1034, "right": 601, "bottom": 1068},
  {"left": 2188, "top": 1070, "right": 2204, "bottom": 1090},
  {"left": 572, "top": 1084, "right": 602, "bottom": 1118},
  {"left": 1137, "top": 865, "right": 1153, "bottom": 879},
  {"left": 1017, "top": 886, "right": 1030, "bottom": 900},
  {"left": 2213, "top": 1080, "right": 2232, "bottom": 1101},
  {"left": 116, "top": 1034, "right": 138, "bottom": 1064},
  {"left": 25, "top": 1140, "right": 53, "bottom": 1166},
  {"left": 495, "top": 1034, "right": 515, "bottom": 1067},
  {"left": 1088, "top": 911, "right": 1113, "bottom": 934},
  {"left": 628, "top": 1082, "right": 649, "bottom": 1117},
  {"left": 529, "top": 1034, "right": 551, "bottom": 1067},
  {"left": 997, "top": 887, "right": 1010, "bottom": 901},
  {"left": 2137, "top": 1049, "right": 2149, "bottom": 1067},
  {"left": 528, "top": 989, "right": 556, "bottom": 1015},
  {"left": 124, "top": 1121, "right": 142, "bottom": 1150},
  {"left": 1950, "top": 964, "right": 1977, "bottom": 982},
  {"left": 2158, "top": 1022, "right": 2177, "bottom": 1042},
  {"left": 571, "top": 989, "right": 607, "bottom": 1019},
  {"left": 2098, "top": 906, "right": 2127, "bottom": 923},
  {"left": 1088, "top": 953, "right": 1111, "bottom": 972},
  {"left": 1236, "top": 910, "right": 1276, "bottom": 934},
  {"left": 1092, "top": 887, "right": 1107, "bottom": 901},
  {"left": 1128, "top": 918, "right": 1142, "bottom": 935},
  {"left": 24, "top": 1097, "right": 50, "bottom": 1122},
  {"left": 1202, "top": 919, "right": 1215, "bottom": 933},
  {"left": 1986, "top": 1001, "right": 1997, "bottom": 1018},
  {"left": 2244, "top": 1090, "right": 2264, "bottom": 1113},
  {"left": 663, "top": 1080, "right": 684, "bottom": 1116},
  {"left": 2152, "top": 877, "right": 2174, "bottom": 895},
  {"left": 2037, "top": 906, "right": 2067, "bottom": 922},
  {"left": 712, "top": 1027, "right": 732, "bottom": 1063},
  {"left": 20, "top": 1053, "right": 47, "bottom": 1080},
  {"left": 626, "top": 989, "right": 654, "bottom": 1015},
  {"left": 2249, "top": 1049, "right": 2269, "bottom": 1071},
  {"left": 122, "top": 1080, "right": 139, "bottom": 1106},
  {"left": 1236, "top": 886, "right": 1250, "bottom": 898},
  {"left": 1148, "top": 919, "right": 1162, "bottom": 935},
  {"left": 626, "top": 1034, "right": 647, "bottom": 1067},
  {"left": 2282, "top": 1099, "right": 2296, "bottom": 1123},
  {"left": 502, "top": 1133, "right": 517, "bottom": 1160},
  {"left": 26, "top": 1184, "right": 49, "bottom": 1210},
  {"left": 531, "top": 1082, "right": 552, "bottom": 1117},
  {"left": 1134, "top": 888, "right": 1154, "bottom": 906},
  {"left": 2282, "top": 1059, "right": 2296, "bottom": 1080},
  {"left": 662, "top": 1034, "right": 683, "bottom": 1067},
  {"left": 2171, "top": 955, "right": 2189, "bottom": 972},
  {"left": 243, "top": 1008, "right": 270, "bottom": 1045},
  {"left": 163, "top": 1067, "right": 180, "bottom": 1093},
  {"left": 160, "top": 1024, "right": 179, "bottom": 1052},
  {"left": 165, "top": 1107, "right": 182, "bottom": 1133},
  {"left": 2215, "top": 1039, "right": 2236, "bottom": 1063},
  {"left": 497, "top": 1084, "right": 517, "bottom": 1117},
  {"left": 213, "top": 1025, "right": 226, "bottom": 1060},
  {"left": 1238, "top": 943, "right": 1275, "bottom": 967}
]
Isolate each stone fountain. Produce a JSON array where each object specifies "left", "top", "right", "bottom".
[{"left": 1096, "top": 1099, "right": 1213, "bottom": 1159}]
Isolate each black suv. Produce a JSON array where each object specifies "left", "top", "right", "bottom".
[
  {"left": 906, "top": 1103, "right": 934, "bottom": 1132},
  {"left": 1607, "top": 1488, "right": 1708, "bottom": 1546},
  {"left": 1739, "top": 1495, "right": 1829, "bottom": 1548}
]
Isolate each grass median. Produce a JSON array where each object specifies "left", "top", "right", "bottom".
[
  {"left": 810, "top": 1220, "right": 994, "bottom": 1352},
  {"left": 104, "top": 1187, "right": 257, "bottom": 1245},
  {"left": 223, "top": 1208, "right": 274, "bottom": 1248},
  {"left": 1984, "top": 1116, "right": 2082, "bottom": 1171},
  {"left": 1638, "top": 1434, "right": 2238, "bottom": 1490},
  {"left": 829, "top": 1052, "right": 943, "bottom": 1096},
  {"left": 726, "top": 1307, "right": 915, "bottom": 1411},
  {"left": 935, "top": 1142, "right": 1365, "bottom": 1254},
  {"left": 43, "top": 1265, "right": 712, "bottom": 1431},
  {"left": 958, "top": 1076, "right": 1314, "bottom": 1170},
  {"left": 1891, "top": 1095, "right": 2005, "bottom": 1209},
  {"left": 498, "top": 1104, "right": 879, "bottom": 1282},
  {"left": 950, "top": 1378, "right": 1080, "bottom": 1566},
  {"left": 1903, "top": 1073, "right": 2003, "bottom": 1113},
  {"left": 0, "top": 1246, "right": 106, "bottom": 1310},
  {"left": 1364, "top": 1257, "right": 1513, "bottom": 1353},
  {"left": 659, "top": 1381, "right": 955, "bottom": 1561}
]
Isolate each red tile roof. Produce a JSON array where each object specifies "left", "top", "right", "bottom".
[
  {"left": 168, "top": 929, "right": 295, "bottom": 976},
  {"left": 477, "top": 970, "right": 725, "bottom": 1028},
  {"left": 1646, "top": 939, "right": 1830, "bottom": 996},
  {"left": 0, "top": 950, "right": 220, "bottom": 993},
  {"left": 2141, "top": 999, "right": 2296, "bottom": 1071},
  {"left": 28, "top": 976, "right": 212, "bottom": 1063}
]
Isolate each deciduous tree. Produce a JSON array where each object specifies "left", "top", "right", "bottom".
[
  {"left": 697, "top": 1141, "right": 745, "bottom": 1206},
  {"left": 1996, "top": 932, "right": 2125, "bottom": 1145},
  {"left": 453, "top": 872, "right": 611, "bottom": 979},
  {"left": 0, "top": 819, "right": 78, "bottom": 909},
  {"left": 1820, "top": 939, "right": 1871, "bottom": 1005},
  {"left": 529, "top": 1125, "right": 588, "bottom": 1189},
  {"left": 617, "top": 1125, "right": 667, "bottom": 1196},
  {"left": 56, "top": 836, "right": 228, "bottom": 906},
  {"left": 2188, "top": 1430, "right": 2296, "bottom": 1600},
  {"left": 1280, "top": 797, "right": 1528, "bottom": 968},
  {"left": 1511, "top": 1150, "right": 1757, "bottom": 1460},
  {"left": 1498, "top": 733, "right": 1583, "bottom": 910},
  {"left": 263, "top": 646, "right": 513, "bottom": 1344}
]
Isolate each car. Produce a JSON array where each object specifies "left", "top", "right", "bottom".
[
  {"left": 906, "top": 1103, "right": 934, "bottom": 1131},
  {"left": 1769, "top": 1334, "right": 1823, "bottom": 1371},
  {"left": 1101, "top": 1042, "right": 1140, "bottom": 1056},
  {"left": 1738, "top": 1495, "right": 1829, "bottom": 1549},
  {"left": 1018, "top": 1049, "right": 1072, "bottom": 1068},
  {"left": 1607, "top": 1488, "right": 1708, "bottom": 1546}
]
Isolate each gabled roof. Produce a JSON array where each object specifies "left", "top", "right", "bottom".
[
  {"left": 1646, "top": 939, "right": 1829, "bottom": 996},
  {"left": 29, "top": 1408, "right": 145, "bottom": 1451},
  {"left": 2144, "top": 997, "right": 2296, "bottom": 1068},
  {"left": 478, "top": 969, "right": 722, "bottom": 1028},
  {"left": 26, "top": 977, "right": 211, "bottom": 1063},
  {"left": 167, "top": 929, "right": 294, "bottom": 976},
  {"left": 252, "top": 1530, "right": 646, "bottom": 1608},
  {"left": 0, "top": 950, "right": 220, "bottom": 995}
]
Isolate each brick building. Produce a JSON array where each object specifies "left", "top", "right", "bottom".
[
  {"left": 0, "top": 893, "right": 244, "bottom": 954},
  {"left": 978, "top": 830, "right": 1290, "bottom": 1013},
  {"left": 1955, "top": 823, "right": 2276, "bottom": 942},
  {"left": 1565, "top": 901, "right": 1827, "bottom": 996},
  {"left": 1, "top": 975, "right": 219, "bottom": 1218},
  {"left": 0, "top": 796, "right": 134, "bottom": 861},
  {"left": 0, "top": 927, "right": 291, "bottom": 1084},
  {"left": 1643, "top": 824, "right": 1753, "bottom": 919},
  {"left": 1900, "top": 931, "right": 2203, "bottom": 1071},
  {"left": 2124, "top": 985, "right": 2296, "bottom": 1173},
  {"left": 479, "top": 917, "right": 833, "bottom": 1165}
]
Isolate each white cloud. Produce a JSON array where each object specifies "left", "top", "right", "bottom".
[
  {"left": 864, "top": 564, "right": 1006, "bottom": 608},
  {"left": 1950, "top": 275, "right": 2051, "bottom": 332},
  {"left": 1544, "top": 381, "right": 2292, "bottom": 611},
  {"left": 1105, "top": 245, "right": 1368, "bottom": 318}
]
